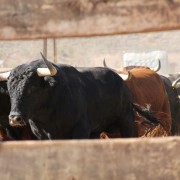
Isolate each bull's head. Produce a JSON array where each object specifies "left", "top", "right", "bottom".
[
  {"left": 0, "top": 53, "right": 58, "bottom": 127},
  {"left": 103, "top": 59, "right": 131, "bottom": 81},
  {"left": 103, "top": 59, "right": 161, "bottom": 74}
]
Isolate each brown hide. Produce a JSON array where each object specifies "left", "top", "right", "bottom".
[{"left": 125, "top": 67, "right": 172, "bottom": 134}]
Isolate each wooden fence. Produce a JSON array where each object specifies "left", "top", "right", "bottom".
[
  {"left": 1, "top": 137, "right": 180, "bottom": 180},
  {"left": 1, "top": 0, "right": 180, "bottom": 40},
  {"left": 0, "top": 0, "right": 180, "bottom": 179}
]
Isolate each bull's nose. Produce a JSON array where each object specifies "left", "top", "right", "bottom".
[{"left": 9, "top": 114, "right": 26, "bottom": 126}]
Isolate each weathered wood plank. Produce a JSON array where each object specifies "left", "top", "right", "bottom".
[
  {"left": 0, "top": 137, "right": 180, "bottom": 180},
  {"left": 1, "top": 0, "right": 180, "bottom": 40}
]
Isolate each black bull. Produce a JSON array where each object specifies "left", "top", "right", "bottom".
[
  {"left": 161, "top": 75, "right": 180, "bottom": 135},
  {"left": 0, "top": 56, "right": 160, "bottom": 140}
]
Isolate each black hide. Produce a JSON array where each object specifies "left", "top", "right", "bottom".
[
  {"left": 161, "top": 75, "right": 180, "bottom": 135},
  {"left": 0, "top": 81, "right": 36, "bottom": 140}
]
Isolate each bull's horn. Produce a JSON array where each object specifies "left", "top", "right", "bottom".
[
  {"left": 37, "top": 52, "right": 57, "bottom": 77},
  {"left": 118, "top": 71, "right": 132, "bottom": 81},
  {"left": 172, "top": 77, "right": 180, "bottom": 88},
  {"left": 152, "top": 59, "right": 161, "bottom": 72},
  {"left": 103, "top": 59, "right": 131, "bottom": 80},
  {"left": 0, "top": 71, "right": 10, "bottom": 81},
  {"left": 103, "top": 59, "right": 107, "bottom": 67},
  {"left": 103, "top": 59, "right": 123, "bottom": 73}
]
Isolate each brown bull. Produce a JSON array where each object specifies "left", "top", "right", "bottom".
[
  {"left": 125, "top": 67, "right": 171, "bottom": 129},
  {"left": 102, "top": 61, "right": 172, "bottom": 137}
]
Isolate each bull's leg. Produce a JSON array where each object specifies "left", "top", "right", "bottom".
[
  {"left": 28, "top": 119, "right": 51, "bottom": 140},
  {"left": 72, "top": 120, "right": 90, "bottom": 139},
  {"left": 118, "top": 114, "right": 137, "bottom": 137}
]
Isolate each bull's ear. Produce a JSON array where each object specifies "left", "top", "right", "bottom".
[
  {"left": 0, "top": 81, "right": 9, "bottom": 95},
  {"left": 0, "top": 71, "right": 10, "bottom": 81},
  {"left": 43, "top": 76, "right": 57, "bottom": 87}
]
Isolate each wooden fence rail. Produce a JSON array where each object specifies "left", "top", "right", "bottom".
[
  {"left": 1, "top": 0, "right": 180, "bottom": 40},
  {"left": 0, "top": 137, "right": 180, "bottom": 180}
]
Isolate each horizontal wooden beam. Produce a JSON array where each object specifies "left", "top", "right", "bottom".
[
  {"left": 0, "top": 137, "right": 180, "bottom": 179},
  {"left": 1, "top": 0, "right": 180, "bottom": 40}
]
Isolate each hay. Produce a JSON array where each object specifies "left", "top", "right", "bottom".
[
  {"left": 99, "top": 111, "right": 171, "bottom": 139},
  {"left": 141, "top": 124, "right": 169, "bottom": 137},
  {"left": 135, "top": 111, "right": 171, "bottom": 137}
]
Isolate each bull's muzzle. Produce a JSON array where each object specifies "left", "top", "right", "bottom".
[{"left": 9, "top": 114, "right": 26, "bottom": 127}]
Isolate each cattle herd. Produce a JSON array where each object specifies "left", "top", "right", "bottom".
[{"left": 0, "top": 53, "right": 179, "bottom": 141}]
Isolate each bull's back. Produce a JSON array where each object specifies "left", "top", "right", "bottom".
[
  {"left": 80, "top": 68, "right": 132, "bottom": 131},
  {"left": 126, "top": 69, "right": 167, "bottom": 110},
  {"left": 58, "top": 66, "right": 135, "bottom": 137}
]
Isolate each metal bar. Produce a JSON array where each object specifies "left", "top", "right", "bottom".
[
  {"left": 53, "top": 38, "right": 57, "bottom": 63},
  {"left": 43, "top": 39, "right": 47, "bottom": 58}
]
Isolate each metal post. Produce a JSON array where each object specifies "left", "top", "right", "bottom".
[
  {"left": 43, "top": 39, "right": 47, "bottom": 58},
  {"left": 53, "top": 38, "right": 57, "bottom": 63}
]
